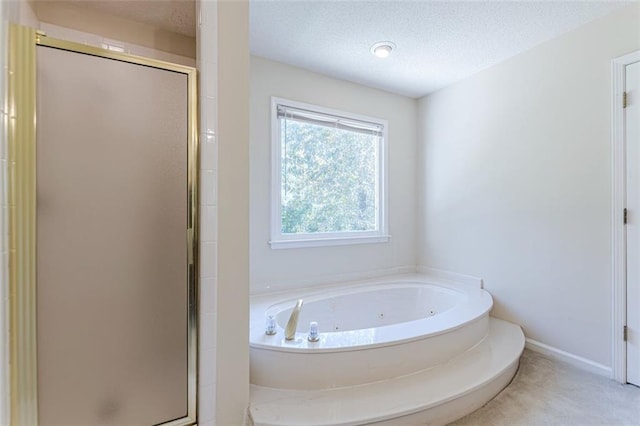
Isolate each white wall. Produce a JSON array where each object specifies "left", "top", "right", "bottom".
[
  {"left": 417, "top": 3, "right": 640, "bottom": 369},
  {"left": 215, "top": 1, "right": 251, "bottom": 424},
  {"left": 250, "top": 56, "right": 417, "bottom": 293},
  {"left": 17, "top": 0, "right": 37, "bottom": 28},
  {"left": 38, "top": 22, "right": 195, "bottom": 67},
  {"left": 33, "top": 1, "right": 196, "bottom": 59}
]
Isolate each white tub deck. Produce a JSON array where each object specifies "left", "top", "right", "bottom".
[
  {"left": 249, "top": 318, "right": 524, "bottom": 426},
  {"left": 250, "top": 274, "right": 493, "bottom": 389},
  {"left": 249, "top": 273, "right": 524, "bottom": 425}
]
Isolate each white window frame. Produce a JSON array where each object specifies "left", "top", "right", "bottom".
[{"left": 270, "top": 97, "right": 389, "bottom": 249}]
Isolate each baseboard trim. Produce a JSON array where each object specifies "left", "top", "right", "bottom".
[{"left": 525, "top": 338, "right": 612, "bottom": 378}]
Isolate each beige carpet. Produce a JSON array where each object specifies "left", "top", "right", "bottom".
[{"left": 450, "top": 349, "right": 640, "bottom": 426}]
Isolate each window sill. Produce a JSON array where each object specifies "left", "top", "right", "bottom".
[{"left": 269, "top": 235, "right": 391, "bottom": 250}]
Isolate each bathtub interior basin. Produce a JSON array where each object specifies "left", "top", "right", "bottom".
[
  {"left": 272, "top": 283, "right": 460, "bottom": 333},
  {"left": 251, "top": 274, "right": 492, "bottom": 353}
]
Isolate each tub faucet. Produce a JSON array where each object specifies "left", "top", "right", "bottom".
[{"left": 285, "top": 299, "right": 304, "bottom": 341}]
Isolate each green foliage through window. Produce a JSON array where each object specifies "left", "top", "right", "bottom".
[{"left": 280, "top": 118, "right": 378, "bottom": 234}]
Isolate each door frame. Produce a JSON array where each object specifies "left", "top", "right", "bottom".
[
  {"left": 7, "top": 24, "right": 200, "bottom": 425},
  {"left": 612, "top": 49, "right": 640, "bottom": 384}
]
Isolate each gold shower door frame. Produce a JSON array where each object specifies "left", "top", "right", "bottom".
[{"left": 7, "top": 25, "right": 199, "bottom": 426}]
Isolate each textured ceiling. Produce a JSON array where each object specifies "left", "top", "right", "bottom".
[
  {"left": 250, "top": 1, "right": 632, "bottom": 98},
  {"left": 62, "top": 0, "right": 196, "bottom": 37},
  {"left": 44, "top": 1, "right": 632, "bottom": 97}
]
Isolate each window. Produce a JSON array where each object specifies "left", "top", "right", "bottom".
[{"left": 270, "top": 97, "right": 389, "bottom": 249}]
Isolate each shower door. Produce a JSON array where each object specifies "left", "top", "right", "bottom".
[{"left": 8, "top": 25, "right": 198, "bottom": 426}]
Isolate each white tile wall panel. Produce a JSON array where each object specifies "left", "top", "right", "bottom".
[{"left": 197, "top": 1, "right": 218, "bottom": 423}]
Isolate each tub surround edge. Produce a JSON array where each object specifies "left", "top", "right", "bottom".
[
  {"left": 417, "top": 265, "right": 483, "bottom": 289},
  {"left": 250, "top": 265, "right": 416, "bottom": 296}
]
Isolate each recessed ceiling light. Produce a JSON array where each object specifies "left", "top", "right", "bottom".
[{"left": 370, "top": 41, "right": 395, "bottom": 59}]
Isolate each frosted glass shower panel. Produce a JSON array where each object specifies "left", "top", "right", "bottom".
[{"left": 36, "top": 46, "right": 188, "bottom": 425}]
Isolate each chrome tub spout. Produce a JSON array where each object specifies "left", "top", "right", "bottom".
[{"left": 285, "top": 299, "right": 303, "bottom": 341}]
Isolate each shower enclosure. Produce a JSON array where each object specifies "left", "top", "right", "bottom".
[{"left": 7, "top": 25, "right": 198, "bottom": 425}]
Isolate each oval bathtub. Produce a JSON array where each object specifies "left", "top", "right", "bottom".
[{"left": 250, "top": 274, "right": 493, "bottom": 390}]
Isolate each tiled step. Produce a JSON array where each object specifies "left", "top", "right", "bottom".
[{"left": 249, "top": 317, "right": 524, "bottom": 426}]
